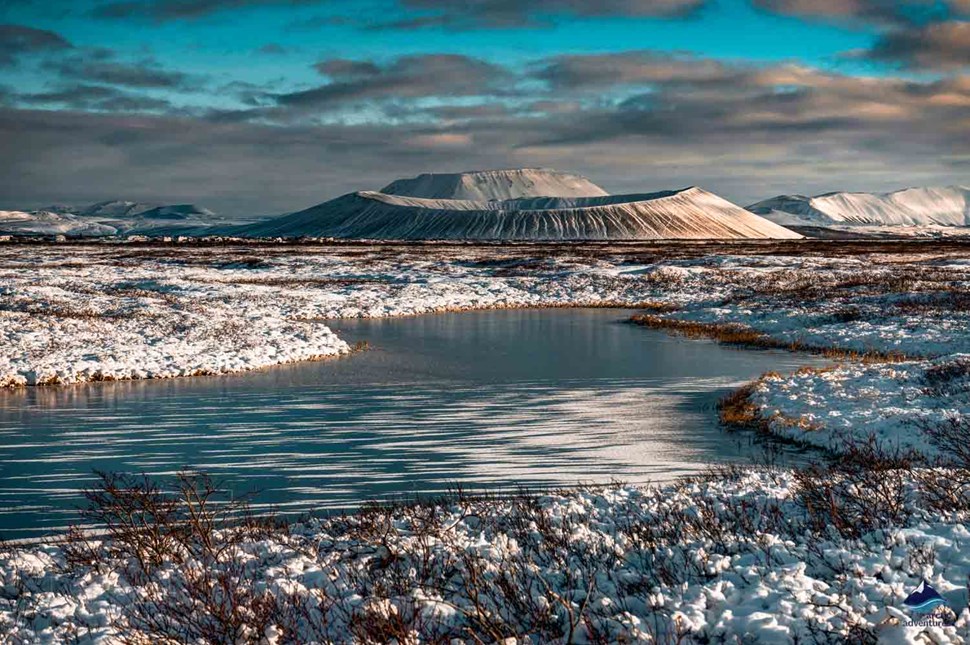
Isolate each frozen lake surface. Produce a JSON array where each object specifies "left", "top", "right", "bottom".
[{"left": 0, "top": 308, "right": 825, "bottom": 539}]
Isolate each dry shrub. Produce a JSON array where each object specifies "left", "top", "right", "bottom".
[
  {"left": 922, "top": 357, "right": 970, "bottom": 396},
  {"left": 894, "top": 291, "right": 970, "bottom": 314},
  {"left": 911, "top": 416, "right": 970, "bottom": 514},
  {"left": 48, "top": 429, "right": 970, "bottom": 644},
  {"left": 63, "top": 472, "right": 290, "bottom": 644},
  {"left": 793, "top": 436, "right": 919, "bottom": 539},
  {"left": 828, "top": 306, "right": 863, "bottom": 324}
]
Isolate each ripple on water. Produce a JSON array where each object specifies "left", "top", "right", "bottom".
[{"left": 0, "top": 308, "right": 827, "bottom": 539}]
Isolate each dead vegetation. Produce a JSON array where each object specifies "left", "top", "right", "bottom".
[
  {"left": 922, "top": 356, "right": 970, "bottom": 396},
  {"left": 630, "top": 314, "right": 911, "bottom": 362},
  {"left": 716, "top": 382, "right": 766, "bottom": 429},
  {"left": 33, "top": 428, "right": 970, "bottom": 645}
]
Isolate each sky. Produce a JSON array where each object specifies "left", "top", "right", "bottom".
[{"left": 0, "top": 0, "right": 968, "bottom": 215}]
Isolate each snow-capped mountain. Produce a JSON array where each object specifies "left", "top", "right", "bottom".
[
  {"left": 0, "top": 202, "right": 219, "bottom": 237},
  {"left": 237, "top": 181, "right": 801, "bottom": 241},
  {"left": 748, "top": 186, "right": 970, "bottom": 228},
  {"left": 0, "top": 210, "right": 118, "bottom": 237}
]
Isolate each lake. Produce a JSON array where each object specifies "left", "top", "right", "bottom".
[{"left": 0, "top": 308, "right": 825, "bottom": 539}]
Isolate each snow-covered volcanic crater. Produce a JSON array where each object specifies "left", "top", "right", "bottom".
[
  {"left": 237, "top": 169, "right": 801, "bottom": 240},
  {"left": 748, "top": 186, "right": 970, "bottom": 229}
]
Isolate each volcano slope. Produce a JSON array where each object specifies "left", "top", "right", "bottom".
[{"left": 239, "top": 185, "right": 801, "bottom": 241}]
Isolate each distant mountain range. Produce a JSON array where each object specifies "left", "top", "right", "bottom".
[
  {"left": 5, "top": 176, "right": 970, "bottom": 240},
  {"left": 747, "top": 186, "right": 970, "bottom": 229},
  {"left": 0, "top": 201, "right": 222, "bottom": 238}
]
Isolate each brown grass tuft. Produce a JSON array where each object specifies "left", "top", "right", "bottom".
[
  {"left": 630, "top": 314, "right": 911, "bottom": 363},
  {"left": 717, "top": 383, "right": 766, "bottom": 430}
]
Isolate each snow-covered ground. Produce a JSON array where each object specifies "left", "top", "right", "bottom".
[
  {"left": 3, "top": 241, "right": 969, "bottom": 456},
  {"left": 380, "top": 168, "right": 610, "bottom": 200},
  {"left": 750, "top": 356, "right": 970, "bottom": 458},
  {"left": 3, "top": 469, "right": 970, "bottom": 643},
  {"left": 2, "top": 242, "right": 969, "bottom": 408},
  {"left": 4, "top": 241, "right": 970, "bottom": 642}
]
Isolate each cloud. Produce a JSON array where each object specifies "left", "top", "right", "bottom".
[
  {"left": 91, "top": 0, "right": 705, "bottom": 27},
  {"left": 2, "top": 50, "right": 969, "bottom": 214},
  {"left": 0, "top": 24, "right": 71, "bottom": 66},
  {"left": 867, "top": 21, "right": 970, "bottom": 69},
  {"left": 44, "top": 49, "right": 197, "bottom": 89},
  {"left": 404, "top": 132, "right": 473, "bottom": 147},
  {"left": 19, "top": 84, "right": 173, "bottom": 111},
  {"left": 256, "top": 43, "right": 287, "bottom": 55},
  {"left": 755, "top": 1, "right": 970, "bottom": 71},
  {"left": 534, "top": 51, "right": 741, "bottom": 89},
  {"left": 276, "top": 54, "right": 512, "bottom": 109},
  {"left": 314, "top": 58, "right": 381, "bottom": 78},
  {"left": 92, "top": 0, "right": 324, "bottom": 21},
  {"left": 384, "top": 0, "right": 707, "bottom": 29},
  {"left": 753, "top": 0, "right": 968, "bottom": 26},
  {"left": 0, "top": 107, "right": 505, "bottom": 213}
]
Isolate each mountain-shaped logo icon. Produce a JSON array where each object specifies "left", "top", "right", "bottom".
[{"left": 903, "top": 580, "right": 948, "bottom": 614}]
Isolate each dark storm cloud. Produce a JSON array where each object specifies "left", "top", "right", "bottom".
[
  {"left": 0, "top": 24, "right": 71, "bottom": 66},
  {"left": 277, "top": 54, "right": 512, "bottom": 109},
  {"left": 867, "top": 21, "right": 970, "bottom": 69}
]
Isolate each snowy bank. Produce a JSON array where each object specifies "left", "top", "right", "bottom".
[
  {"left": 2, "top": 467, "right": 969, "bottom": 643},
  {"left": 2, "top": 243, "right": 967, "bottom": 387}
]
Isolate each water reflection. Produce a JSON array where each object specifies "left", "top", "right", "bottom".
[{"left": 0, "top": 308, "right": 825, "bottom": 539}]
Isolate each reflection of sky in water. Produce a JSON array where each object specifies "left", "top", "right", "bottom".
[{"left": 0, "top": 309, "right": 828, "bottom": 539}]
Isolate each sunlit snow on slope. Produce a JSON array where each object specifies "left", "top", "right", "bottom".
[
  {"left": 238, "top": 186, "right": 802, "bottom": 240},
  {"left": 749, "top": 186, "right": 970, "bottom": 228}
]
